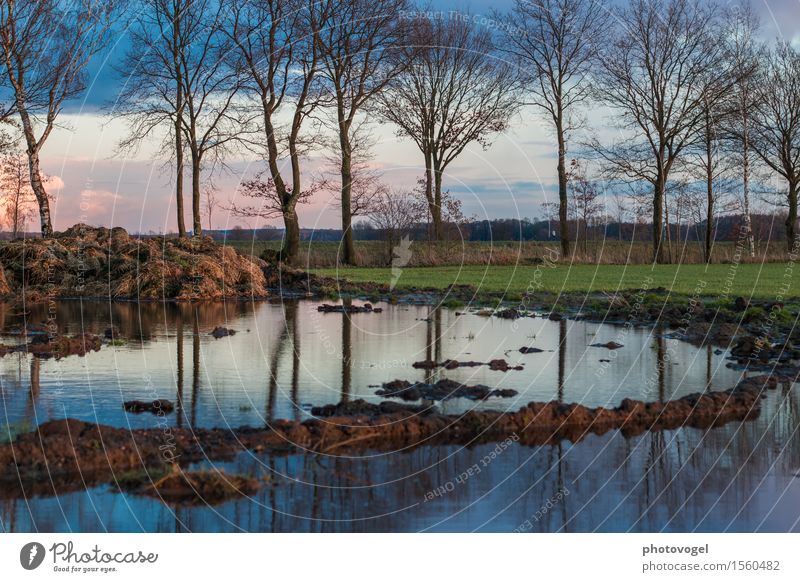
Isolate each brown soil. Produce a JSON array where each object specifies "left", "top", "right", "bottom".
[
  {"left": 123, "top": 399, "right": 175, "bottom": 414},
  {"left": 376, "top": 378, "right": 518, "bottom": 401},
  {"left": 0, "top": 375, "right": 778, "bottom": 499},
  {"left": 0, "top": 224, "right": 269, "bottom": 300},
  {"left": 411, "top": 358, "right": 523, "bottom": 372},
  {"left": 210, "top": 326, "right": 236, "bottom": 338},
  {"left": 317, "top": 303, "right": 383, "bottom": 313}
]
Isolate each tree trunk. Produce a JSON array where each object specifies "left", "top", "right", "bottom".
[
  {"left": 191, "top": 152, "right": 202, "bottom": 237},
  {"left": 423, "top": 153, "right": 442, "bottom": 241},
  {"left": 705, "top": 121, "right": 713, "bottom": 264},
  {"left": 173, "top": 7, "right": 187, "bottom": 239},
  {"left": 340, "top": 136, "right": 355, "bottom": 265},
  {"left": 787, "top": 181, "right": 798, "bottom": 253},
  {"left": 653, "top": 175, "right": 665, "bottom": 264},
  {"left": 282, "top": 207, "right": 301, "bottom": 264},
  {"left": 556, "top": 127, "right": 570, "bottom": 258},
  {"left": 27, "top": 148, "right": 53, "bottom": 238},
  {"left": 432, "top": 163, "right": 444, "bottom": 241},
  {"left": 16, "top": 104, "right": 53, "bottom": 237},
  {"left": 175, "top": 109, "right": 186, "bottom": 238},
  {"left": 741, "top": 105, "right": 755, "bottom": 257}
]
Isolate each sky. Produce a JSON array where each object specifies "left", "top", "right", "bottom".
[{"left": 10, "top": 0, "right": 800, "bottom": 234}]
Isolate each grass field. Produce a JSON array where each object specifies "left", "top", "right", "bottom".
[
  {"left": 312, "top": 263, "right": 800, "bottom": 300},
  {"left": 226, "top": 239, "right": 793, "bottom": 268}
]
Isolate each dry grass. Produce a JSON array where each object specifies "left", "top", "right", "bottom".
[{"left": 227, "top": 238, "right": 792, "bottom": 268}]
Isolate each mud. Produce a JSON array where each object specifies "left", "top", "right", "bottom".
[
  {"left": 519, "top": 347, "right": 545, "bottom": 354},
  {"left": 376, "top": 378, "right": 519, "bottom": 401},
  {"left": 210, "top": 326, "right": 236, "bottom": 339},
  {"left": 0, "top": 374, "right": 780, "bottom": 499},
  {"left": 123, "top": 399, "right": 175, "bottom": 414},
  {"left": 590, "top": 341, "right": 624, "bottom": 350},
  {"left": 411, "top": 358, "right": 523, "bottom": 372},
  {"left": 317, "top": 303, "right": 383, "bottom": 314}
]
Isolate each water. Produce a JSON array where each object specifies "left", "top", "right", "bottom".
[{"left": 1, "top": 299, "right": 798, "bottom": 532}]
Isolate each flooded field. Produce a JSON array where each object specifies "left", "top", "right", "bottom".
[{"left": 0, "top": 300, "right": 798, "bottom": 532}]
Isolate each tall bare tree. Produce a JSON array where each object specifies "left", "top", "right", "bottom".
[
  {"left": 496, "top": 0, "right": 609, "bottom": 258},
  {"left": 0, "top": 0, "right": 117, "bottom": 237},
  {"left": 721, "top": 1, "right": 763, "bottom": 257},
  {"left": 593, "top": 0, "right": 728, "bottom": 263},
  {"left": 380, "top": 15, "right": 518, "bottom": 241},
  {"left": 315, "top": 0, "right": 407, "bottom": 265},
  {"left": 684, "top": 62, "right": 740, "bottom": 264},
  {"left": 116, "top": 0, "right": 193, "bottom": 238},
  {"left": 224, "top": 0, "right": 325, "bottom": 263},
  {"left": 750, "top": 43, "right": 800, "bottom": 251}
]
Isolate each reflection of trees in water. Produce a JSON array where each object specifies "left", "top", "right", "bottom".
[
  {"left": 4, "top": 393, "right": 800, "bottom": 532},
  {"left": 424, "top": 306, "right": 442, "bottom": 384},
  {"left": 17, "top": 301, "right": 256, "bottom": 342},
  {"left": 266, "top": 301, "right": 300, "bottom": 423},
  {"left": 341, "top": 298, "right": 351, "bottom": 402},
  {"left": 558, "top": 319, "right": 566, "bottom": 402},
  {"left": 175, "top": 311, "right": 184, "bottom": 429}
]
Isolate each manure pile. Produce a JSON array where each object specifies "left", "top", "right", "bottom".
[{"left": 0, "top": 224, "right": 270, "bottom": 300}]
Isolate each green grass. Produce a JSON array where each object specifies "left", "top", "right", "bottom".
[{"left": 312, "top": 263, "right": 800, "bottom": 300}]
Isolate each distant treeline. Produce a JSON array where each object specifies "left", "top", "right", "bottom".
[{"left": 197, "top": 214, "right": 786, "bottom": 243}]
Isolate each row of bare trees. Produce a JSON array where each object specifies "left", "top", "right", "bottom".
[{"left": 0, "top": 0, "right": 798, "bottom": 269}]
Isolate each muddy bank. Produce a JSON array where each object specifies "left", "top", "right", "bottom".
[{"left": 0, "top": 375, "right": 780, "bottom": 499}]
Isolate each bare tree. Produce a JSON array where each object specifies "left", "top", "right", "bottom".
[
  {"left": 749, "top": 43, "right": 800, "bottom": 251},
  {"left": 379, "top": 14, "right": 519, "bottom": 241},
  {"left": 721, "top": 1, "right": 763, "bottom": 257},
  {"left": 0, "top": 0, "right": 117, "bottom": 237},
  {"left": 0, "top": 152, "right": 34, "bottom": 238},
  {"left": 315, "top": 0, "right": 407, "bottom": 265},
  {"left": 224, "top": 0, "right": 326, "bottom": 263},
  {"left": 566, "top": 159, "right": 601, "bottom": 251},
  {"left": 178, "top": 1, "right": 242, "bottom": 237},
  {"left": 203, "top": 184, "right": 218, "bottom": 231},
  {"left": 496, "top": 0, "right": 609, "bottom": 258},
  {"left": 228, "top": 171, "right": 319, "bottom": 229},
  {"left": 593, "top": 0, "right": 729, "bottom": 263},
  {"left": 367, "top": 185, "right": 425, "bottom": 264},
  {"left": 116, "top": 0, "right": 194, "bottom": 238},
  {"left": 323, "top": 123, "right": 386, "bottom": 231},
  {"left": 684, "top": 72, "right": 738, "bottom": 263}
]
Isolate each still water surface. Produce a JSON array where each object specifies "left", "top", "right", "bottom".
[{"left": 0, "top": 300, "right": 797, "bottom": 532}]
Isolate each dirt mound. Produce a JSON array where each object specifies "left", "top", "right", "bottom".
[{"left": 0, "top": 225, "right": 269, "bottom": 300}]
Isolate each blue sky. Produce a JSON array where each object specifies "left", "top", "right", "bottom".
[{"left": 12, "top": 0, "right": 800, "bottom": 233}]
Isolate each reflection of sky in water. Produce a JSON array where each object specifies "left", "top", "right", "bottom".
[
  {"left": 0, "top": 301, "right": 798, "bottom": 533},
  {"left": 0, "top": 300, "right": 744, "bottom": 430},
  {"left": 2, "top": 388, "right": 799, "bottom": 533}
]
